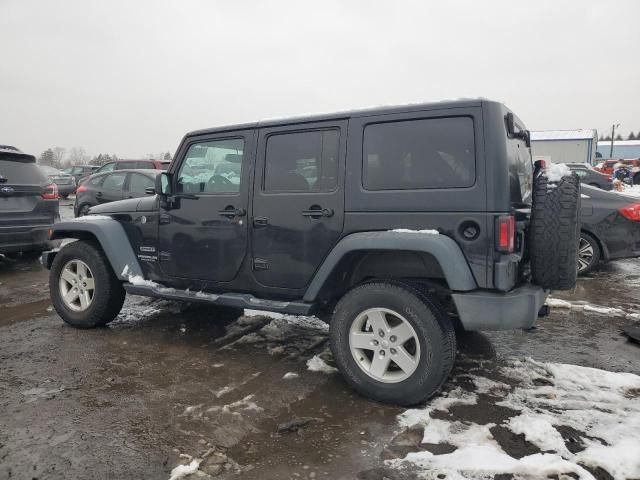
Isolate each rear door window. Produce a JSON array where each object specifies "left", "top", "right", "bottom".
[
  {"left": 136, "top": 161, "right": 154, "bottom": 169},
  {"left": 264, "top": 129, "right": 340, "bottom": 192},
  {"left": 102, "top": 172, "right": 126, "bottom": 191},
  {"left": 117, "top": 161, "right": 137, "bottom": 169},
  {"left": 129, "top": 173, "right": 155, "bottom": 194},
  {"left": 362, "top": 117, "right": 475, "bottom": 190}
]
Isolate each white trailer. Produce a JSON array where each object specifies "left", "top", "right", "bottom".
[{"left": 530, "top": 129, "right": 598, "bottom": 165}]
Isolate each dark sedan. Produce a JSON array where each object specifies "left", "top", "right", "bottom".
[
  {"left": 566, "top": 163, "right": 613, "bottom": 191},
  {"left": 74, "top": 169, "right": 159, "bottom": 216},
  {"left": 578, "top": 185, "right": 640, "bottom": 273},
  {"left": 39, "top": 165, "right": 76, "bottom": 198}
]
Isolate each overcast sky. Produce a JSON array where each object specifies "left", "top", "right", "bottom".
[{"left": 1, "top": 0, "right": 639, "bottom": 159}]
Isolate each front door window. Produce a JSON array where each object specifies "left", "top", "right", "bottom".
[{"left": 177, "top": 139, "right": 244, "bottom": 194}]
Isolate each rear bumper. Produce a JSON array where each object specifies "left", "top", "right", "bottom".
[
  {"left": 0, "top": 224, "right": 57, "bottom": 254},
  {"left": 451, "top": 283, "right": 548, "bottom": 331}
]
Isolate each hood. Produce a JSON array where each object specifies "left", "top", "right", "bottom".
[
  {"left": 89, "top": 197, "right": 142, "bottom": 214},
  {"left": 88, "top": 195, "right": 158, "bottom": 215}
]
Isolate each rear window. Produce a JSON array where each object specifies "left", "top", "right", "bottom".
[
  {"left": 363, "top": 117, "right": 475, "bottom": 190},
  {"left": 0, "top": 160, "right": 47, "bottom": 185}
]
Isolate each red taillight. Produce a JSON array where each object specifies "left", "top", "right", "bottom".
[
  {"left": 76, "top": 184, "right": 88, "bottom": 193},
  {"left": 42, "top": 183, "right": 58, "bottom": 200},
  {"left": 497, "top": 215, "right": 516, "bottom": 253},
  {"left": 619, "top": 203, "right": 640, "bottom": 222}
]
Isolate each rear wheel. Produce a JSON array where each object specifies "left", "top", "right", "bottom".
[
  {"left": 330, "top": 281, "right": 455, "bottom": 406},
  {"left": 50, "top": 240, "right": 125, "bottom": 328},
  {"left": 577, "top": 231, "right": 601, "bottom": 275}
]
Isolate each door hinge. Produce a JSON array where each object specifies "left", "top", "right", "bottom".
[
  {"left": 253, "top": 258, "right": 269, "bottom": 270},
  {"left": 159, "top": 251, "right": 171, "bottom": 262}
]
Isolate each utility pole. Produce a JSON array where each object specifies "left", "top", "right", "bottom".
[{"left": 610, "top": 123, "right": 620, "bottom": 158}]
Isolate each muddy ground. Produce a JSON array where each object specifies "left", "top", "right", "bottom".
[{"left": 1, "top": 198, "right": 638, "bottom": 480}]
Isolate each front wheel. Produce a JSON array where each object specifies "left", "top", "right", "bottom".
[
  {"left": 330, "top": 281, "right": 456, "bottom": 406},
  {"left": 50, "top": 240, "right": 126, "bottom": 328}
]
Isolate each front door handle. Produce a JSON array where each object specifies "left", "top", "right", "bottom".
[
  {"left": 96, "top": 192, "right": 103, "bottom": 197},
  {"left": 218, "top": 206, "right": 246, "bottom": 218},
  {"left": 302, "top": 206, "right": 334, "bottom": 218}
]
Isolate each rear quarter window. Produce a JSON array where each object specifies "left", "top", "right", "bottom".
[{"left": 362, "top": 116, "right": 475, "bottom": 190}]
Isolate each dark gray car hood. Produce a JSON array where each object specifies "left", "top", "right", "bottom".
[{"left": 89, "top": 195, "right": 158, "bottom": 214}]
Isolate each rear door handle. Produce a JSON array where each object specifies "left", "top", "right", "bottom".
[
  {"left": 302, "top": 206, "right": 334, "bottom": 218},
  {"left": 218, "top": 206, "right": 246, "bottom": 218}
]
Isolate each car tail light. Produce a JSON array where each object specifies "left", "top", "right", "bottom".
[
  {"left": 76, "top": 184, "right": 88, "bottom": 193},
  {"left": 42, "top": 183, "right": 59, "bottom": 200},
  {"left": 496, "top": 215, "right": 516, "bottom": 253},
  {"left": 619, "top": 203, "right": 640, "bottom": 222}
]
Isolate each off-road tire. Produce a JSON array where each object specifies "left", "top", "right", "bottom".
[
  {"left": 330, "top": 281, "right": 456, "bottom": 406},
  {"left": 577, "top": 231, "right": 601, "bottom": 275},
  {"left": 50, "top": 240, "right": 126, "bottom": 328},
  {"left": 530, "top": 173, "right": 580, "bottom": 290}
]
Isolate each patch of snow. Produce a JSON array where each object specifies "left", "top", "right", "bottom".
[
  {"left": 168, "top": 459, "right": 201, "bottom": 480},
  {"left": 545, "top": 297, "right": 573, "bottom": 308},
  {"left": 306, "top": 355, "right": 337, "bottom": 374},
  {"left": 545, "top": 163, "right": 572, "bottom": 182},
  {"left": 619, "top": 185, "right": 640, "bottom": 198},
  {"left": 545, "top": 297, "right": 639, "bottom": 319},
  {"left": 127, "top": 274, "right": 159, "bottom": 287},
  {"left": 391, "top": 228, "right": 439, "bottom": 235},
  {"left": 283, "top": 372, "right": 299, "bottom": 379},
  {"left": 69, "top": 214, "right": 113, "bottom": 222},
  {"left": 392, "top": 358, "right": 640, "bottom": 479},
  {"left": 121, "top": 265, "right": 130, "bottom": 277},
  {"left": 207, "top": 394, "right": 263, "bottom": 414}
]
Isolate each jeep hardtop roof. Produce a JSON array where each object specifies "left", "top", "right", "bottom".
[{"left": 186, "top": 98, "right": 494, "bottom": 139}]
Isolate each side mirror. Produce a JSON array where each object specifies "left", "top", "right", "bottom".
[{"left": 156, "top": 172, "right": 172, "bottom": 196}]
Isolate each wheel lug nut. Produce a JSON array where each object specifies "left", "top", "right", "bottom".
[
  {"left": 378, "top": 329, "right": 385, "bottom": 338},
  {"left": 390, "top": 335, "right": 397, "bottom": 343},
  {"left": 372, "top": 340, "right": 379, "bottom": 346},
  {"left": 390, "top": 348, "right": 397, "bottom": 355},
  {"left": 379, "top": 350, "right": 386, "bottom": 356}
]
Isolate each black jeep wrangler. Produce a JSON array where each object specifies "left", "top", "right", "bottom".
[{"left": 43, "top": 99, "right": 580, "bottom": 405}]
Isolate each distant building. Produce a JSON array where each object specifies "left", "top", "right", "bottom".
[
  {"left": 530, "top": 129, "right": 599, "bottom": 165},
  {"left": 596, "top": 140, "right": 640, "bottom": 160}
]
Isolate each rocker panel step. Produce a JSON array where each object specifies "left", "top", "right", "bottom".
[{"left": 123, "top": 283, "right": 315, "bottom": 316}]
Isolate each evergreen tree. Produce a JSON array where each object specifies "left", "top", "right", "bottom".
[
  {"left": 628, "top": 132, "right": 636, "bottom": 140},
  {"left": 604, "top": 135, "right": 612, "bottom": 141},
  {"left": 163, "top": 152, "right": 172, "bottom": 161},
  {"left": 38, "top": 149, "right": 55, "bottom": 166},
  {"left": 615, "top": 134, "right": 623, "bottom": 141}
]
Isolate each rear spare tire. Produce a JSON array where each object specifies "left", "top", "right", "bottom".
[{"left": 529, "top": 170, "right": 580, "bottom": 290}]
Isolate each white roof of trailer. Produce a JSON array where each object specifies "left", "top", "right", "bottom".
[
  {"left": 597, "top": 140, "right": 640, "bottom": 147},
  {"left": 530, "top": 130, "right": 597, "bottom": 141}
]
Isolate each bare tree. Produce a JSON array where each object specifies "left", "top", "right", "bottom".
[
  {"left": 52, "top": 147, "right": 66, "bottom": 169},
  {"left": 67, "top": 146, "right": 87, "bottom": 165}
]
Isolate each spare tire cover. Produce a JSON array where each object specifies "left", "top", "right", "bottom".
[{"left": 529, "top": 172, "right": 580, "bottom": 290}]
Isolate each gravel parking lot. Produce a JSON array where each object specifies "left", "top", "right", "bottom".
[{"left": 1, "top": 197, "right": 639, "bottom": 480}]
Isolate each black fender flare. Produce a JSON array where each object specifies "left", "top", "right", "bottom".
[
  {"left": 43, "top": 218, "right": 143, "bottom": 280},
  {"left": 303, "top": 231, "right": 478, "bottom": 302}
]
